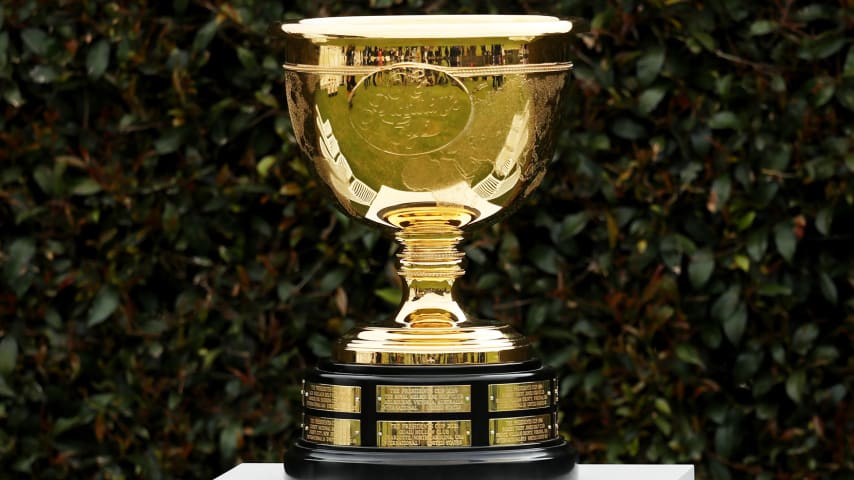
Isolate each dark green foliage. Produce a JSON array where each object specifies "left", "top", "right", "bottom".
[{"left": 0, "top": 0, "right": 852, "bottom": 478}]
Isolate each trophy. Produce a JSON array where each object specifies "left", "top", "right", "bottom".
[{"left": 280, "top": 15, "right": 581, "bottom": 479}]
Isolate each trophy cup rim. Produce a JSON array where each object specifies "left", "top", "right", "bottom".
[{"left": 281, "top": 15, "right": 576, "bottom": 39}]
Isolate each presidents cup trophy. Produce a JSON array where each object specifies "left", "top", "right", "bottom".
[{"left": 280, "top": 15, "right": 581, "bottom": 479}]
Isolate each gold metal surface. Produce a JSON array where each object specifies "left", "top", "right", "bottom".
[
  {"left": 303, "top": 415, "right": 361, "bottom": 446},
  {"left": 377, "top": 420, "right": 472, "bottom": 448},
  {"left": 281, "top": 15, "right": 576, "bottom": 364},
  {"left": 302, "top": 382, "right": 361, "bottom": 413},
  {"left": 332, "top": 323, "right": 530, "bottom": 365},
  {"left": 376, "top": 385, "right": 471, "bottom": 413},
  {"left": 488, "top": 414, "right": 556, "bottom": 446},
  {"left": 488, "top": 380, "right": 553, "bottom": 412}
]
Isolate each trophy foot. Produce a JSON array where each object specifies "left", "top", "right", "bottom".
[
  {"left": 285, "top": 360, "right": 577, "bottom": 479},
  {"left": 284, "top": 438, "right": 577, "bottom": 479}
]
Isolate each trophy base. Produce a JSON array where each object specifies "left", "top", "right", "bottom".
[
  {"left": 284, "top": 438, "right": 577, "bottom": 479},
  {"left": 285, "top": 360, "right": 577, "bottom": 479}
]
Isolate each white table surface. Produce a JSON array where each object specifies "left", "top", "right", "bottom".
[{"left": 216, "top": 463, "right": 694, "bottom": 480}]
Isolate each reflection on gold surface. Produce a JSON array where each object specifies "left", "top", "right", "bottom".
[{"left": 281, "top": 16, "right": 576, "bottom": 365}]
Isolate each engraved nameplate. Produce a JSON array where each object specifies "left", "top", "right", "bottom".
[
  {"left": 377, "top": 420, "right": 472, "bottom": 448},
  {"left": 489, "top": 414, "right": 555, "bottom": 446},
  {"left": 488, "top": 380, "right": 552, "bottom": 412},
  {"left": 303, "top": 415, "right": 361, "bottom": 446},
  {"left": 376, "top": 385, "right": 471, "bottom": 413},
  {"left": 303, "top": 382, "right": 361, "bottom": 413}
]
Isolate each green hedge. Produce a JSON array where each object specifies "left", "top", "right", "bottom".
[{"left": 1, "top": 1, "right": 852, "bottom": 478}]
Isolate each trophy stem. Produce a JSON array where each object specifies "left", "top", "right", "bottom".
[{"left": 385, "top": 205, "right": 475, "bottom": 328}]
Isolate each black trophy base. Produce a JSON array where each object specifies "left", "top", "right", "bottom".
[
  {"left": 284, "top": 360, "right": 577, "bottom": 479},
  {"left": 285, "top": 438, "right": 577, "bottom": 479}
]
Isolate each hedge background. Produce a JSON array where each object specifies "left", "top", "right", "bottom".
[{"left": 1, "top": 0, "right": 852, "bottom": 478}]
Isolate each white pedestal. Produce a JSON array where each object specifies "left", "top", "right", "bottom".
[{"left": 216, "top": 463, "right": 695, "bottom": 480}]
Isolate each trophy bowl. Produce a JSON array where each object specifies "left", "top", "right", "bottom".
[{"left": 280, "top": 15, "right": 581, "bottom": 479}]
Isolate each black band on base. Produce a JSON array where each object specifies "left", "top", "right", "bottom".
[{"left": 284, "top": 438, "right": 578, "bottom": 479}]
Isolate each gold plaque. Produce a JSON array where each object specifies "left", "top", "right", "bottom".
[
  {"left": 303, "top": 382, "right": 361, "bottom": 413},
  {"left": 489, "top": 414, "right": 555, "bottom": 446},
  {"left": 303, "top": 415, "right": 361, "bottom": 446},
  {"left": 376, "top": 385, "right": 471, "bottom": 413},
  {"left": 377, "top": 420, "right": 472, "bottom": 448},
  {"left": 488, "top": 380, "right": 552, "bottom": 412}
]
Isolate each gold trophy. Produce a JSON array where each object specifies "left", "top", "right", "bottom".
[{"left": 280, "top": 15, "right": 581, "bottom": 479}]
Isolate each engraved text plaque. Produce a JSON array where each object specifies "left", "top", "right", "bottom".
[
  {"left": 377, "top": 420, "right": 472, "bottom": 447},
  {"left": 489, "top": 414, "right": 555, "bottom": 446},
  {"left": 304, "top": 382, "right": 361, "bottom": 413},
  {"left": 488, "top": 380, "right": 552, "bottom": 412},
  {"left": 376, "top": 385, "right": 471, "bottom": 413},
  {"left": 304, "top": 415, "right": 361, "bottom": 446}
]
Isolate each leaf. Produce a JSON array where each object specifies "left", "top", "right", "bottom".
[
  {"left": 558, "top": 211, "right": 589, "bottom": 241},
  {"left": 318, "top": 269, "right": 347, "bottom": 293},
  {"left": 798, "top": 34, "right": 845, "bottom": 60},
  {"left": 815, "top": 208, "right": 833, "bottom": 235},
  {"left": 256, "top": 155, "right": 276, "bottom": 177},
  {"left": 3, "top": 237, "right": 36, "bottom": 285},
  {"left": 307, "top": 334, "right": 330, "bottom": 358},
  {"left": 688, "top": 249, "right": 714, "bottom": 288},
  {"left": 526, "top": 302, "right": 549, "bottom": 332},
  {"left": 757, "top": 284, "right": 792, "bottom": 297},
  {"left": 692, "top": 31, "right": 716, "bottom": 51},
  {"left": 21, "top": 28, "right": 49, "bottom": 55},
  {"left": 374, "top": 287, "right": 401, "bottom": 305},
  {"left": 723, "top": 303, "right": 748, "bottom": 345},
  {"left": 87, "top": 286, "right": 120, "bottom": 327},
  {"left": 0, "top": 376, "right": 14, "bottom": 397},
  {"left": 733, "top": 351, "right": 763, "bottom": 382},
  {"left": 29, "top": 65, "right": 59, "bottom": 84},
  {"left": 711, "top": 176, "right": 732, "bottom": 209},
  {"left": 711, "top": 286, "right": 740, "bottom": 322},
  {"left": 654, "top": 398, "right": 672, "bottom": 416},
  {"left": 785, "top": 370, "right": 807, "bottom": 404},
  {"left": 236, "top": 47, "right": 257, "bottom": 69},
  {"left": 792, "top": 324, "right": 819, "bottom": 355},
  {"left": 70, "top": 178, "right": 102, "bottom": 196},
  {"left": 192, "top": 19, "right": 219, "bottom": 53},
  {"left": 219, "top": 423, "right": 241, "bottom": 460},
  {"left": 86, "top": 39, "right": 110, "bottom": 79},
  {"left": 637, "top": 86, "right": 667, "bottom": 115},
  {"left": 746, "top": 230, "right": 768, "bottom": 261},
  {"left": 154, "top": 128, "right": 184, "bottom": 155},
  {"left": 733, "top": 254, "right": 749, "bottom": 272},
  {"left": 749, "top": 20, "right": 778, "bottom": 36},
  {"left": 715, "top": 424, "right": 740, "bottom": 458},
  {"left": 530, "top": 245, "right": 559, "bottom": 275},
  {"left": 659, "top": 234, "right": 682, "bottom": 272},
  {"left": 0, "top": 336, "right": 18, "bottom": 375},
  {"left": 819, "top": 272, "right": 837, "bottom": 304},
  {"left": 844, "top": 46, "right": 854, "bottom": 78},
  {"left": 709, "top": 111, "right": 741, "bottom": 130},
  {"left": 3, "top": 84, "right": 24, "bottom": 108},
  {"left": 636, "top": 45, "right": 665, "bottom": 86},
  {"left": 675, "top": 344, "right": 705, "bottom": 369},
  {"left": 773, "top": 221, "right": 796, "bottom": 262},
  {"left": 611, "top": 117, "right": 647, "bottom": 140}
]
